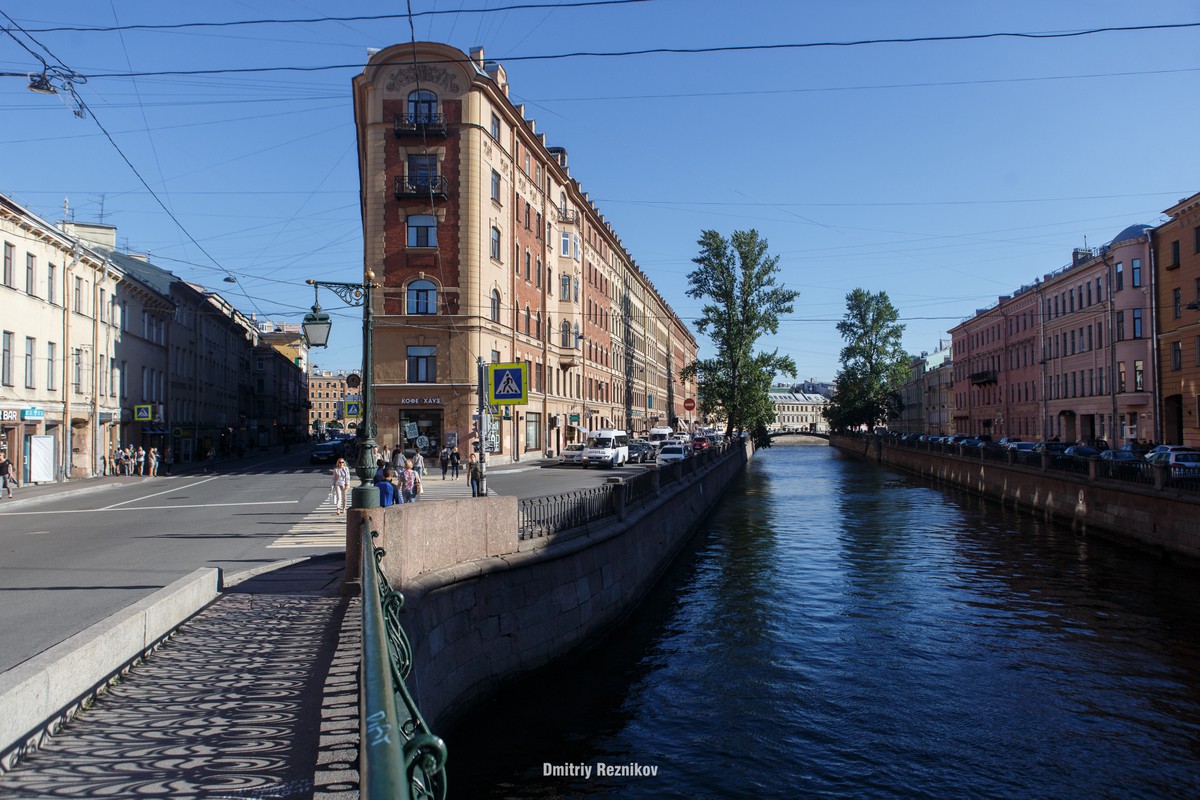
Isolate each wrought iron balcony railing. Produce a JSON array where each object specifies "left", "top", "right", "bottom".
[
  {"left": 970, "top": 370, "right": 998, "bottom": 385},
  {"left": 394, "top": 175, "right": 449, "bottom": 200},
  {"left": 393, "top": 113, "right": 448, "bottom": 138},
  {"left": 556, "top": 208, "right": 579, "bottom": 225}
]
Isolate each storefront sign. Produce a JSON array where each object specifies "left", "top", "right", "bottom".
[
  {"left": 569, "top": 414, "right": 580, "bottom": 424},
  {"left": 2, "top": 409, "right": 19, "bottom": 421},
  {"left": 398, "top": 398, "right": 442, "bottom": 405},
  {"left": 21, "top": 407, "right": 45, "bottom": 420}
]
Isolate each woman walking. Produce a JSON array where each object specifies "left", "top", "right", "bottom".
[
  {"left": 399, "top": 458, "right": 422, "bottom": 503},
  {"left": 450, "top": 446, "right": 461, "bottom": 480},
  {"left": 147, "top": 448, "right": 159, "bottom": 477},
  {"left": 331, "top": 457, "right": 351, "bottom": 514},
  {"left": 468, "top": 452, "right": 482, "bottom": 497}
]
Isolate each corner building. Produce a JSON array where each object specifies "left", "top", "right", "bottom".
[{"left": 353, "top": 43, "right": 696, "bottom": 460}]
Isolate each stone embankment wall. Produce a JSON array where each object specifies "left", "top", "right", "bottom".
[
  {"left": 830, "top": 434, "right": 1200, "bottom": 562},
  {"left": 350, "top": 441, "right": 751, "bottom": 730}
]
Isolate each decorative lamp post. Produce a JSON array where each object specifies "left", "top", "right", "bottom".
[{"left": 302, "top": 274, "right": 379, "bottom": 509}]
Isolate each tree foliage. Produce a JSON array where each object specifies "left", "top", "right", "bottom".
[
  {"left": 680, "top": 229, "right": 798, "bottom": 445},
  {"left": 824, "top": 288, "right": 912, "bottom": 431}
]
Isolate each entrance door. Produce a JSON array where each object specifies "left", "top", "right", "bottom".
[{"left": 1164, "top": 394, "right": 1183, "bottom": 444}]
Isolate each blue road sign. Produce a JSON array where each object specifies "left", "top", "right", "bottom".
[{"left": 488, "top": 362, "right": 527, "bottom": 405}]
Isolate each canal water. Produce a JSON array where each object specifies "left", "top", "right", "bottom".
[{"left": 450, "top": 441, "right": 1200, "bottom": 799}]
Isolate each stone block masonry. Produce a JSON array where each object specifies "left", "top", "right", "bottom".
[{"left": 349, "top": 441, "right": 752, "bottom": 731}]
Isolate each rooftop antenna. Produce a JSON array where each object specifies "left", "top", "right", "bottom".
[{"left": 97, "top": 193, "right": 107, "bottom": 224}]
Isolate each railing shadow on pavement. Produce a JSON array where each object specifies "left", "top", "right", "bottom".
[{"left": 359, "top": 522, "right": 447, "bottom": 800}]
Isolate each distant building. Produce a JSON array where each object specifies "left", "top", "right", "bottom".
[
  {"left": 768, "top": 386, "right": 829, "bottom": 433},
  {"left": 309, "top": 368, "right": 355, "bottom": 435}
]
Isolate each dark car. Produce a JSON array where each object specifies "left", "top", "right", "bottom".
[
  {"left": 627, "top": 441, "right": 653, "bottom": 464},
  {"left": 310, "top": 440, "right": 343, "bottom": 464},
  {"left": 1063, "top": 445, "right": 1099, "bottom": 458}
]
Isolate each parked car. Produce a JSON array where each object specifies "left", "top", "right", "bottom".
[
  {"left": 691, "top": 437, "right": 711, "bottom": 452},
  {"left": 997, "top": 437, "right": 1023, "bottom": 447},
  {"left": 560, "top": 443, "right": 585, "bottom": 465},
  {"left": 310, "top": 440, "right": 343, "bottom": 464},
  {"left": 1099, "top": 449, "right": 1145, "bottom": 479},
  {"left": 1144, "top": 444, "right": 1198, "bottom": 462},
  {"left": 1007, "top": 441, "right": 1037, "bottom": 452},
  {"left": 1147, "top": 450, "right": 1200, "bottom": 476},
  {"left": 656, "top": 444, "right": 688, "bottom": 466},
  {"left": 1063, "top": 445, "right": 1100, "bottom": 459}
]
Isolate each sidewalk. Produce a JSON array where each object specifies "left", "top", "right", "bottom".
[{"left": 0, "top": 555, "right": 361, "bottom": 800}]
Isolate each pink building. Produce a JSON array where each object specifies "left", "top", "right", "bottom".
[{"left": 950, "top": 224, "right": 1155, "bottom": 445}]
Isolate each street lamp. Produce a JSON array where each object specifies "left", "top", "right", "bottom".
[{"left": 303, "top": 274, "right": 379, "bottom": 509}]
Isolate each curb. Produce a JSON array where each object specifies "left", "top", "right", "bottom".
[{"left": 0, "top": 567, "right": 221, "bottom": 772}]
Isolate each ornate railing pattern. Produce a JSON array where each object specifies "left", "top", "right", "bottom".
[
  {"left": 360, "top": 524, "right": 448, "bottom": 800},
  {"left": 518, "top": 485, "right": 615, "bottom": 540}
]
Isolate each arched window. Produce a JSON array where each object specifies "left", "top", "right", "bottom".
[
  {"left": 490, "top": 289, "right": 501, "bottom": 322},
  {"left": 559, "top": 192, "right": 567, "bottom": 214},
  {"left": 406, "top": 279, "right": 437, "bottom": 315},
  {"left": 573, "top": 322, "right": 581, "bottom": 349},
  {"left": 535, "top": 311, "right": 542, "bottom": 339},
  {"left": 560, "top": 321, "right": 572, "bottom": 348},
  {"left": 490, "top": 227, "right": 502, "bottom": 261},
  {"left": 524, "top": 305, "right": 531, "bottom": 335},
  {"left": 408, "top": 90, "right": 438, "bottom": 123}
]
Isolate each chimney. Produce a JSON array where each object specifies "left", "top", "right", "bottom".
[{"left": 470, "top": 46, "right": 485, "bottom": 68}]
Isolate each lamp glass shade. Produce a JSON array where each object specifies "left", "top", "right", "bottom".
[{"left": 302, "top": 308, "right": 332, "bottom": 347}]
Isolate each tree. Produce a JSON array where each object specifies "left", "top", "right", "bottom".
[
  {"left": 681, "top": 229, "right": 798, "bottom": 445},
  {"left": 824, "top": 288, "right": 911, "bottom": 431}
]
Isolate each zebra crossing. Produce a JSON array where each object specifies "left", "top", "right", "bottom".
[{"left": 267, "top": 497, "right": 345, "bottom": 549}]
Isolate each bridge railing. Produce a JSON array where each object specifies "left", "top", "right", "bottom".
[{"left": 359, "top": 522, "right": 448, "bottom": 800}]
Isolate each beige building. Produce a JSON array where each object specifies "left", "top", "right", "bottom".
[
  {"left": 352, "top": 42, "right": 696, "bottom": 461},
  {"left": 768, "top": 387, "right": 829, "bottom": 434}
]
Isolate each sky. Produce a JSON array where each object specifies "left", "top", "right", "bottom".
[{"left": 2, "top": 1, "right": 1198, "bottom": 382}]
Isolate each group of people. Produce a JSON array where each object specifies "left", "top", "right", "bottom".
[
  {"left": 327, "top": 444, "right": 486, "bottom": 511},
  {"left": 108, "top": 445, "right": 161, "bottom": 477}
]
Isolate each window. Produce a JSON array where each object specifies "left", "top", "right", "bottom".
[
  {"left": 407, "top": 89, "right": 438, "bottom": 122},
  {"left": 524, "top": 305, "right": 531, "bottom": 335},
  {"left": 407, "top": 154, "right": 438, "bottom": 188},
  {"left": 2, "top": 331, "right": 12, "bottom": 385},
  {"left": 1132, "top": 308, "right": 1143, "bottom": 338},
  {"left": 560, "top": 273, "right": 571, "bottom": 301},
  {"left": 47, "top": 263, "right": 56, "bottom": 304},
  {"left": 524, "top": 201, "right": 531, "bottom": 230},
  {"left": 2, "top": 242, "right": 12, "bottom": 287},
  {"left": 1131, "top": 258, "right": 1142, "bottom": 288},
  {"left": 407, "top": 214, "right": 437, "bottom": 247},
  {"left": 491, "top": 170, "right": 501, "bottom": 202},
  {"left": 406, "top": 346, "right": 437, "bottom": 382},
  {"left": 490, "top": 113, "right": 500, "bottom": 140},
  {"left": 561, "top": 231, "right": 571, "bottom": 257},
  {"left": 406, "top": 279, "right": 437, "bottom": 314},
  {"left": 525, "top": 411, "right": 541, "bottom": 450},
  {"left": 1174, "top": 288, "right": 1183, "bottom": 319},
  {"left": 1134, "top": 359, "right": 1144, "bottom": 392},
  {"left": 25, "top": 254, "right": 35, "bottom": 295},
  {"left": 535, "top": 311, "right": 542, "bottom": 339},
  {"left": 1115, "top": 311, "right": 1125, "bottom": 341},
  {"left": 1115, "top": 262, "right": 1124, "bottom": 290},
  {"left": 1195, "top": 225, "right": 1200, "bottom": 254},
  {"left": 560, "top": 321, "right": 572, "bottom": 347},
  {"left": 573, "top": 322, "right": 581, "bottom": 348},
  {"left": 47, "top": 341, "right": 56, "bottom": 390},
  {"left": 1171, "top": 240, "right": 1181, "bottom": 267},
  {"left": 72, "top": 348, "right": 82, "bottom": 392},
  {"left": 525, "top": 250, "right": 531, "bottom": 281},
  {"left": 536, "top": 257, "right": 542, "bottom": 287},
  {"left": 24, "top": 337, "right": 34, "bottom": 388},
  {"left": 490, "top": 227, "right": 502, "bottom": 261},
  {"left": 490, "top": 289, "right": 501, "bottom": 322},
  {"left": 574, "top": 277, "right": 579, "bottom": 302},
  {"left": 1172, "top": 341, "right": 1183, "bottom": 371}
]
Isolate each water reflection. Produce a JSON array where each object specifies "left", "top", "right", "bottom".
[{"left": 453, "top": 443, "right": 1200, "bottom": 799}]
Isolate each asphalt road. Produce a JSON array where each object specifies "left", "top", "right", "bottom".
[
  {"left": 0, "top": 449, "right": 655, "bottom": 673},
  {"left": 0, "top": 452, "right": 338, "bottom": 673}
]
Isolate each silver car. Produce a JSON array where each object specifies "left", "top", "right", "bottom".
[
  {"left": 656, "top": 444, "right": 688, "bottom": 466},
  {"left": 560, "top": 443, "right": 585, "bottom": 465}
]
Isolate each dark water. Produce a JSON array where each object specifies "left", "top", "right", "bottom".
[{"left": 450, "top": 443, "right": 1200, "bottom": 799}]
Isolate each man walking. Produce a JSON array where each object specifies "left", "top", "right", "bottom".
[{"left": 0, "top": 454, "right": 15, "bottom": 498}]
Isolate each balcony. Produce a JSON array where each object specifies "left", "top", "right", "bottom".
[
  {"left": 970, "top": 370, "right": 998, "bottom": 386},
  {"left": 394, "top": 175, "right": 449, "bottom": 200},
  {"left": 393, "top": 113, "right": 447, "bottom": 138},
  {"left": 556, "top": 208, "right": 579, "bottom": 225}
]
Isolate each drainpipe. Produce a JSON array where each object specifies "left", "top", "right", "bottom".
[
  {"left": 61, "top": 244, "right": 78, "bottom": 482},
  {"left": 91, "top": 258, "right": 112, "bottom": 477},
  {"left": 1145, "top": 232, "right": 1162, "bottom": 443},
  {"left": 1101, "top": 251, "right": 1118, "bottom": 443},
  {"left": 1036, "top": 282, "right": 1047, "bottom": 439}
]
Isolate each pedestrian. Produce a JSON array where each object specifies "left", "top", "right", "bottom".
[
  {"left": 391, "top": 444, "right": 405, "bottom": 471},
  {"left": 413, "top": 450, "right": 425, "bottom": 477},
  {"left": 0, "top": 454, "right": 16, "bottom": 498},
  {"left": 147, "top": 447, "right": 159, "bottom": 477},
  {"left": 163, "top": 446, "right": 173, "bottom": 475},
  {"left": 121, "top": 446, "right": 132, "bottom": 475},
  {"left": 135, "top": 446, "right": 146, "bottom": 476},
  {"left": 375, "top": 467, "right": 397, "bottom": 507},
  {"left": 468, "top": 452, "right": 482, "bottom": 497},
  {"left": 374, "top": 458, "right": 387, "bottom": 483},
  {"left": 206, "top": 446, "right": 216, "bottom": 472},
  {"left": 400, "top": 458, "right": 422, "bottom": 503},
  {"left": 330, "top": 457, "right": 351, "bottom": 514},
  {"left": 450, "top": 446, "right": 461, "bottom": 480},
  {"left": 440, "top": 445, "right": 450, "bottom": 480}
]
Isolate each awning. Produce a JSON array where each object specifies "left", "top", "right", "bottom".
[
  {"left": 141, "top": 425, "right": 169, "bottom": 435},
  {"left": 568, "top": 424, "right": 589, "bottom": 435}
]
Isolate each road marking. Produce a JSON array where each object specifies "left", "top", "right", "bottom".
[
  {"left": 101, "top": 476, "right": 220, "bottom": 509},
  {"left": 0, "top": 500, "right": 298, "bottom": 516},
  {"left": 267, "top": 501, "right": 344, "bottom": 549}
]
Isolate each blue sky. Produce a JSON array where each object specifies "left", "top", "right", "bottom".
[{"left": 2, "top": 1, "right": 1198, "bottom": 381}]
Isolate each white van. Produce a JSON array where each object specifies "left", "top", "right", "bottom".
[{"left": 582, "top": 429, "right": 630, "bottom": 468}]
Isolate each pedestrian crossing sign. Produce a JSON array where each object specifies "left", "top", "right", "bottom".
[
  {"left": 488, "top": 362, "right": 527, "bottom": 405},
  {"left": 343, "top": 400, "right": 362, "bottom": 418},
  {"left": 134, "top": 404, "right": 152, "bottom": 421}
]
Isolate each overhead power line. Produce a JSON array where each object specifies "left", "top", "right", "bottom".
[
  {"left": 6, "top": 21, "right": 1197, "bottom": 81},
  {"left": 17, "top": 0, "right": 653, "bottom": 33}
]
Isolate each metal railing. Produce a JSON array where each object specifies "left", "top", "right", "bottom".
[
  {"left": 393, "top": 113, "right": 448, "bottom": 137},
  {"left": 395, "top": 175, "right": 449, "bottom": 199},
  {"left": 518, "top": 485, "right": 615, "bottom": 540},
  {"left": 360, "top": 524, "right": 448, "bottom": 800}
]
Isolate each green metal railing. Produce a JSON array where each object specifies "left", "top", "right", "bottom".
[{"left": 360, "top": 524, "right": 447, "bottom": 799}]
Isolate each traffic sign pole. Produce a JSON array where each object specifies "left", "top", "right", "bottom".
[{"left": 476, "top": 357, "right": 487, "bottom": 498}]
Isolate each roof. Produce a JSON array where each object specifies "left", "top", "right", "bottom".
[{"left": 1109, "top": 224, "right": 1151, "bottom": 245}]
